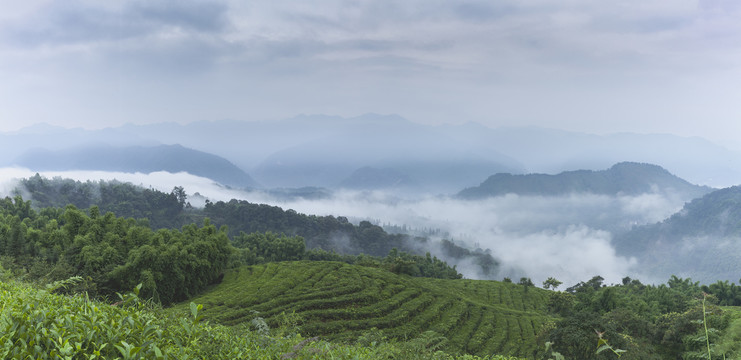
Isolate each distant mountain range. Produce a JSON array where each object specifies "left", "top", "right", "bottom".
[
  {"left": 458, "top": 162, "right": 712, "bottom": 199},
  {"left": 439, "top": 124, "right": 741, "bottom": 188},
  {"left": 14, "top": 144, "right": 259, "bottom": 189},
  {"left": 2, "top": 114, "right": 741, "bottom": 192}
]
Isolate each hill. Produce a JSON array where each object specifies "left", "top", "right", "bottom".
[
  {"left": 458, "top": 162, "right": 712, "bottom": 199},
  {"left": 614, "top": 186, "right": 741, "bottom": 283},
  {"left": 16, "top": 175, "right": 500, "bottom": 279},
  {"left": 173, "top": 261, "right": 553, "bottom": 357},
  {"left": 14, "top": 144, "right": 260, "bottom": 188}
]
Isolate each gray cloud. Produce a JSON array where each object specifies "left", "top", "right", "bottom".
[
  {"left": 2, "top": 0, "right": 229, "bottom": 48},
  {"left": 129, "top": 1, "right": 229, "bottom": 33},
  {"left": 453, "top": 2, "right": 515, "bottom": 22},
  {"left": 0, "top": 0, "right": 739, "bottom": 146}
]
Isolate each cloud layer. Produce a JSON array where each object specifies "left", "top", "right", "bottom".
[
  {"left": 0, "top": 168, "right": 690, "bottom": 286},
  {"left": 1, "top": 1, "right": 740, "bottom": 148}
]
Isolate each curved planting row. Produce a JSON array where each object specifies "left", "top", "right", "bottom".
[{"left": 177, "top": 261, "right": 554, "bottom": 357}]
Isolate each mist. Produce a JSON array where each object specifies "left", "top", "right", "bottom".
[
  {"left": 0, "top": 167, "right": 690, "bottom": 287},
  {"left": 259, "top": 190, "right": 684, "bottom": 286}
]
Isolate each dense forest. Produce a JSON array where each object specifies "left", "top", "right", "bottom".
[
  {"left": 3, "top": 174, "right": 741, "bottom": 358},
  {"left": 0, "top": 195, "right": 465, "bottom": 301},
  {"left": 18, "top": 174, "right": 497, "bottom": 275}
]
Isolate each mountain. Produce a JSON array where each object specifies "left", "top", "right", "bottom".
[
  {"left": 440, "top": 124, "right": 741, "bottom": 188},
  {"left": 4, "top": 114, "right": 741, "bottom": 192},
  {"left": 339, "top": 167, "right": 419, "bottom": 190},
  {"left": 249, "top": 114, "right": 525, "bottom": 192},
  {"left": 614, "top": 186, "right": 741, "bottom": 283},
  {"left": 14, "top": 144, "right": 260, "bottom": 189},
  {"left": 458, "top": 162, "right": 712, "bottom": 199}
]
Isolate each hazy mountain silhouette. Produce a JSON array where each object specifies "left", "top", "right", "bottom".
[
  {"left": 339, "top": 167, "right": 419, "bottom": 190},
  {"left": 441, "top": 124, "right": 741, "bottom": 188},
  {"left": 458, "top": 162, "right": 712, "bottom": 199},
  {"left": 14, "top": 144, "right": 259, "bottom": 188},
  {"left": 4, "top": 114, "right": 741, "bottom": 192},
  {"left": 249, "top": 114, "right": 525, "bottom": 191}
]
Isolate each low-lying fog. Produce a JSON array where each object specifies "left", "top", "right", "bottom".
[{"left": 1, "top": 168, "right": 688, "bottom": 287}]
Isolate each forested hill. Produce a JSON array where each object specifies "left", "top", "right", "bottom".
[
  {"left": 458, "top": 162, "right": 712, "bottom": 199},
  {"left": 614, "top": 185, "right": 741, "bottom": 283},
  {"left": 14, "top": 144, "right": 260, "bottom": 188},
  {"left": 16, "top": 175, "right": 499, "bottom": 278},
  {"left": 615, "top": 186, "right": 741, "bottom": 253}
]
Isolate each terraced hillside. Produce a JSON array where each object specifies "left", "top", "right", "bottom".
[{"left": 174, "top": 261, "right": 554, "bottom": 357}]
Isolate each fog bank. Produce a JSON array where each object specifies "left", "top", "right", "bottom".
[{"left": 0, "top": 168, "right": 690, "bottom": 287}]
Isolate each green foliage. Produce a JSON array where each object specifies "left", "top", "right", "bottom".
[
  {"left": 543, "top": 341, "right": 564, "bottom": 360},
  {"left": 172, "top": 261, "right": 553, "bottom": 357},
  {"left": 0, "top": 278, "right": 528, "bottom": 359},
  {"left": 233, "top": 231, "right": 306, "bottom": 264},
  {"left": 596, "top": 331, "right": 627, "bottom": 358},
  {"left": 544, "top": 274, "right": 741, "bottom": 360},
  {"left": 0, "top": 197, "right": 232, "bottom": 305},
  {"left": 203, "top": 199, "right": 496, "bottom": 274},
  {"left": 543, "top": 277, "right": 563, "bottom": 290},
  {"left": 16, "top": 175, "right": 498, "bottom": 277},
  {"left": 13, "top": 175, "right": 741, "bottom": 359},
  {"left": 19, "top": 175, "right": 187, "bottom": 229},
  {"left": 519, "top": 277, "right": 534, "bottom": 287}
]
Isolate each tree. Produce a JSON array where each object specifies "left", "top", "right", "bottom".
[
  {"left": 172, "top": 186, "right": 187, "bottom": 208},
  {"left": 586, "top": 275, "right": 604, "bottom": 290},
  {"left": 543, "top": 277, "right": 563, "bottom": 290},
  {"left": 6, "top": 216, "right": 26, "bottom": 257}
]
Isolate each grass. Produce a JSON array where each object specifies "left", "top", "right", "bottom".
[
  {"left": 171, "top": 261, "right": 555, "bottom": 357},
  {"left": 714, "top": 306, "right": 741, "bottom": 357}
]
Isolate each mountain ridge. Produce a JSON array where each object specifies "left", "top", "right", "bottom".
[
  {"left": 457, "top": 162, "right": 712, "bottom": 199},
  {"left": 4, "top": 114, "right": 741, "bottom": 190},
  {"left": 14, "top": 144, "right": 260, "bottom": 189},
  {"left": 614, "top": 185, "right": 741, "bottom": 283}
]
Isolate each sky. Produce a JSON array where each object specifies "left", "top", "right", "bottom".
[{"left": 1, "top": 0, "right": 740, "bottom": 148}]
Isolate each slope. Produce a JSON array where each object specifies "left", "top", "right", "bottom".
[
  {"left": 614, "top": 186, "right": 741, "bottom": 283},
  {"left": 251, "top": 114, "right": 524, "bottom": 192},
  {"left": 458, "top": 162, "right": 712, "bottom": 199},
  {"left": 173, "top": 261, "right": 553, "bottom": 357},
  {"left": 14, "top": 144, "right": 260, "bottom": 188}
]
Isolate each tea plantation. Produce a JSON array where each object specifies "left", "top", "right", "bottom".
[{"left": 172, "top": 261, "right": 554, "bottom": 357}]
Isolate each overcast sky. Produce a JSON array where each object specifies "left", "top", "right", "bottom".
[{"left": 1, "top": 0, "right": 740, "bottom": 147}]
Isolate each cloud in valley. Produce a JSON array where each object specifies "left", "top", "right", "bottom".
[
  {"left": 6, "top": 169, "right": 685, "bottom": 284},
  {"left": 263, "top": 190, "right": 684, "bottom": 285},
  {"left": 0, "top": 167, "right": 697, "bottom": 286}
]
